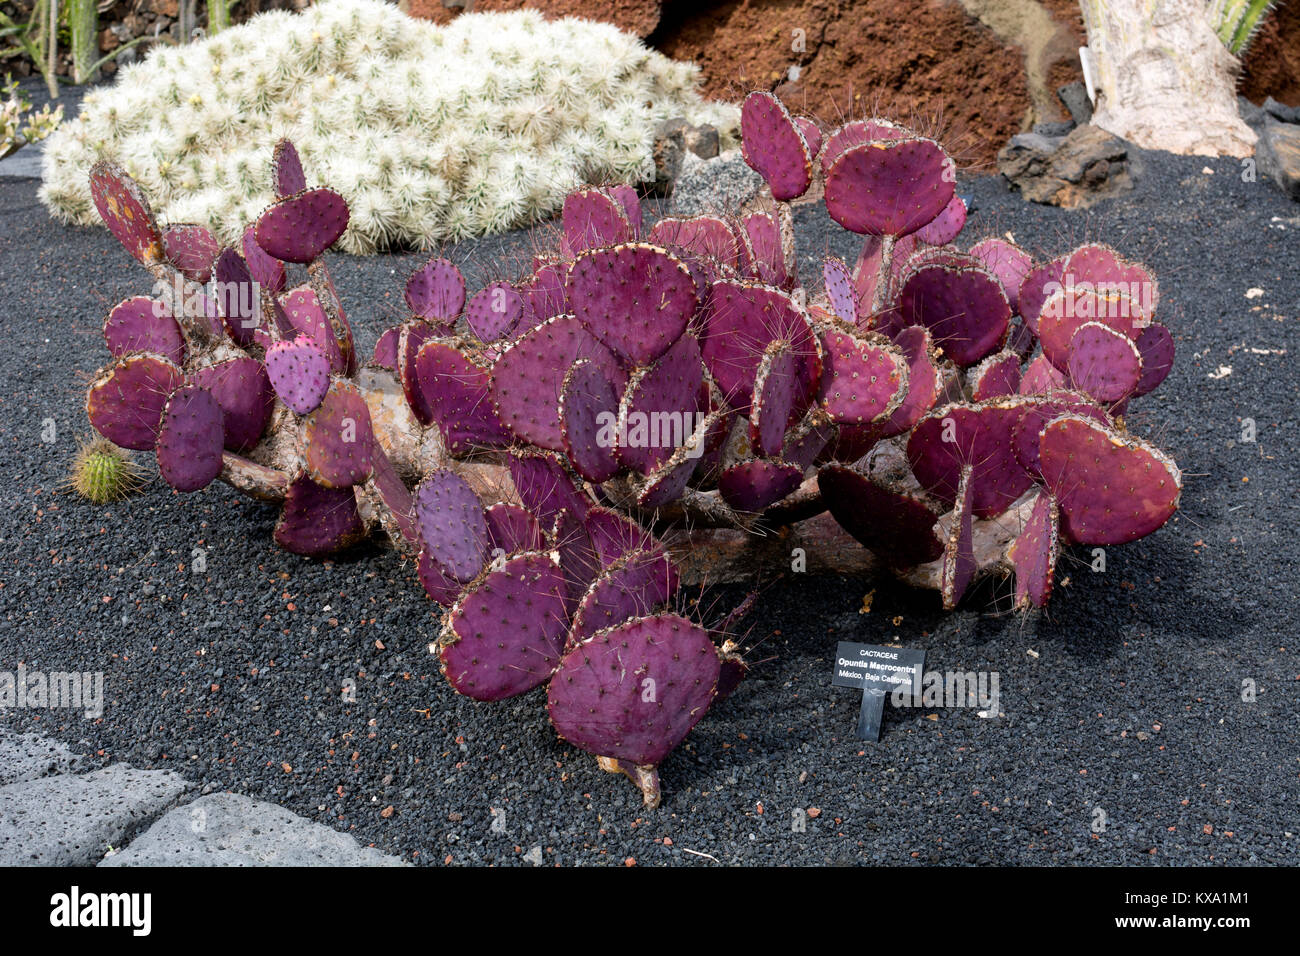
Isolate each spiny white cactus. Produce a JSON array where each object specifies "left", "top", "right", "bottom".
[{"left": 39, "top": 0, "right": 739, "bottom": 253}]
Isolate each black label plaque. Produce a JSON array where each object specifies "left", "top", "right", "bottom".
[{"left": 831, "top": 641, "right": 926, "bottom": 742}]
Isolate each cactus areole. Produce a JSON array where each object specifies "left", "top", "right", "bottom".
[{"left": 81, "top": 97, "right": 1182, "bottom": 808}]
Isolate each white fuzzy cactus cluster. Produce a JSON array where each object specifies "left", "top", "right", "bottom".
[{"left": 39, "top": 0, "right": 738, "bottom": 252}]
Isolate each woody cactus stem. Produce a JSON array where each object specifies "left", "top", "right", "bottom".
[
  {"left": 82, "top": 95, "right": 1183, "bottom": 806},
  {"left": 1080, "top": 0, "right": 1257, "bottom": 157}
]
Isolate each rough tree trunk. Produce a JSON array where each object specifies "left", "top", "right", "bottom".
[{"left": 1080, "top": 0, "right": 1257, "bottom": 157}]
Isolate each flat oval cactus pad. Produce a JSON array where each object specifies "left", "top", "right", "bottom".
[
  {"left": 740, "top": 91, "right": 813, "bottom": 202},
  {"left": 414, "top": 469, "right": 489, "bottom": 583},
  {"left": 302, "top": 381, "right": 375, "bottom": 488},
  {"left": 440, "top": 551, "right": 569, "bottom": 702},
  {"left": 86, "top": 353, "right": 186, "bottom": 451},
  {"left": 1038, "top": 414, "right": 1182, "bottom": 546},
  {"left": 89, "top": 162, "right": 165, "bottom": 266},
  {"left": 103, "top": 296, "right": 186, "bottom": 366},
  {"left": 547, "top": 612, "right": 720, "bottom": 766},
  {"left": 155, "top": 385, "right": 225, "bottom": 492},
  {"left": 823, "top": 138, "right": 954, "bottom": 238},
  {"left": 265, "top": 338, "right": 332, "bottom": 415},
  {"left": 254, "top": 188, "right": 350, "bottom": 264}
]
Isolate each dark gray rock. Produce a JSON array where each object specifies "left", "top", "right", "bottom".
[
  {"left": 1255, "top": 122, "right": 1300, "bottom": 201},
  {"left": 685, "top": 124, "right": 720, "bottom": 160},
  {"left": 1058, "top": 82, "right": 1093, "bottom": 126},
  {"left": 1033, "top": 120, "right": 1076, "bottom": 138},
  {"left": 0, "top": 764, "right": 192, "bottom": 866},
  {"left": 998, "top": 123, "right": 1132, "bottom": 208},
  {"left": 1263, "top": 96, "right": 1300, "bottom": 125},
  {"left": 99, "top": 792, "right": 406, "bottom": 866}
]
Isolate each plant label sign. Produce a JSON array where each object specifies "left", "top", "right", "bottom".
[{"left": 831, "top": 642, "right": 926, "bottom": 742}]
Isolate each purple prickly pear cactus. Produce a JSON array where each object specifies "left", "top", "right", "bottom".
[
  {"left": 155, "top": 385, "right": 225, "bottom": 492},
  {"left": 86, "top": 354, "right": 186, "bottom": 451},
  {"left": 405, "top": 257, "right": 465, "bottom": 330},
  {"left": 272, "top": 139, "right": 307, "bottom": 198},
  {"left": 254, "top": 188, "right": 349, "bottom": 264},
  {"left": 76, "top": 100, "right": 1187, "bottom": 811},
  {"left": 740, "top": 91, "right": 813, "bottom": 202},
  {"left": 547, "top": 612, "right": 720, "bottom": 806},
  {"left": 265, "top": 338, "right": 332, "bottom": 415}
]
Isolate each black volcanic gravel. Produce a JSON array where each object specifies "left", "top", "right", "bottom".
[{"left": 1, "top": 137, "right": 1298, "bottom": 866}]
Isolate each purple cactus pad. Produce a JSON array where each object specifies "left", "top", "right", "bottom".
[
  {"left": 1066, "top": 321, "right": 1142, "bottom": 403},
  {"left": 242, "top": 225, "right": 286, "bottom": 294},
  {"left": 89, "top": 162, "right": 165, "bottom": 266},
  {"left": 968, "top": 350, "right": 1023, "bottom": 401},
  {"left": 907, "top": 399, "right": 1036, "bottom": 517},
  {"left": 570, "top": 243, "right": 698, "bottom": 365},
  {"left": 817, "top": 326, "right": 907, "bottom": 426},
  {"left": 405, "top": 257, "right": 466, "bottom": 325},
  {"left": 303, "top": 381, "right": 374, "bottom": 488},
  {"left": 413, "top": 342, "right": 512, "bottom": 455},
  {"left": 414, "top": 469, "right": 489, "bottom": 583},
  {"left": 823, "top": 138, "right": 954, "bottom": 237},
  {"left": 491, "top": 316, "right": 626, "bottom": 451},
  {"left": 1008, "top": 490, "right": 1060, "bottom": 609},
  {"left": 583, "top": 506, "right": 656, "bottom": 568},
  {"left": 1038, "top": 414, "right": 1182, "bottom": 545},
  {"left": 193, "top": 357, "right": 274, "bottom": 452},
  {"left": 372, "top": 326, "right": 401, "bottom": 369},
  {"left": 213, "top": 247, "right": 261, "bottom": 345},
  {"left": 547, "top": 612, "right": 720, "bottom": 766},
  {"left": 1016, "top": 256, "right": 1066, "bottom": 332},
  {"left": 569, "top": 549, "right": 680, "bottom": 648},
  {"left": 1037, "top": 286, "right": 1146, "bottom": 371},
  {"left": 466, "top": 282, "right": 523, "bottom": 342},
  {"left": 162, "top": 223, "right": 220, "bottom": 283},
  {"left": 154, "top": 385, "right": 225, "bottom": 492},
  {"left": 717, "top": 458, "right": 804, "bottom": 512},
  {"left": 822, "top": 257, "right": 857, "bottom": 325},
  {"left": 272, "top": 139, "right": 307, "bottom": 198},
  {"left": 818, "top": 464, "right": 945, "bottom": 567},
  {"left": 647, "top": 216, "right": 740, "bottom": 271},
  {"left": 563, "top": 188, "right": 635, "bottom": 252},
  {"left": 969, "top": 238, "right": 1033, "bottom": 314},
  {"left": 484, "top": 502, "right": 544, "bottom": 555},
  {"left": 281, "top": 285, "right": 347, "bottom": 372},
  {"left": 1010, "top": 391, "right": 1108, "bottom": 479},
  {"left": 273, "top": 473, "right": 366, "bottom": 556},
  {"left": 102, "top": 296, "right": 186, "bottom": 366},
  {"left": 617, "top": 332, "right": 705, "bottom": 474},
  {"left": 254, "top": 188, "right": 350, "bottom": 264},
  {"left": 896, "top": 262, "right": 1011, "bottom": 367},
  {"left": 914, "top": 194, "right": 967, "bottom": 246},
  {"left": 440, "top": 551, "right": 569, "bottom": 701},
  {"left": 265, "top": 338, "right": 331, "bottom": 415},
  {"left": 1132, "top": 322, "right": 1174, "bottom": 396},
  {"left": 86, "top": 353, "right": 186, "bottom": 450},
  {"left": 742, "top": 212, "right": 789, "bottom": 288},
  {"left": 740, "top": 91, "right": 813, "bottom": 201},
  {"left": 561, "top": 359, "right": 622, "bottom": 483},
  {"left": 701, "top": 280, "right": 819, "bottom": 412},
  {"left": 509, "top": 450, "right": 591, "bottom": 528}
]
